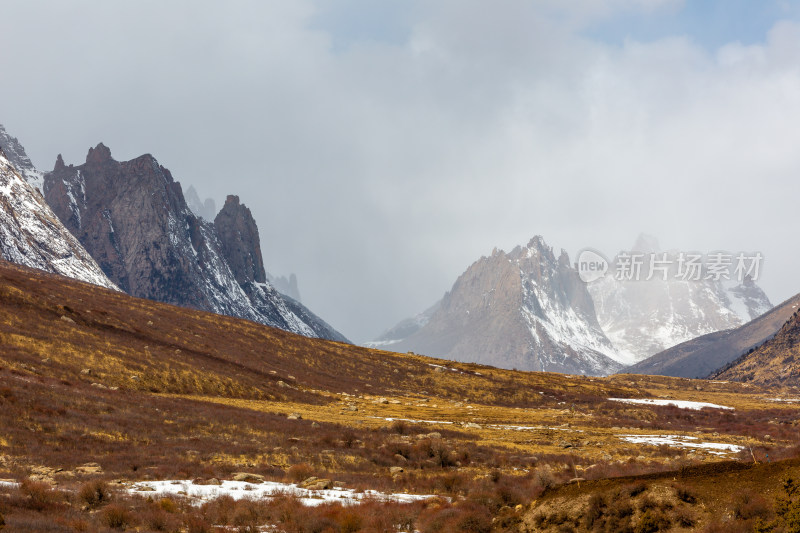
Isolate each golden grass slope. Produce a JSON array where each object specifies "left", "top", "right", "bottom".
[{"left": 0, "top": 259, "right": 799, "bottom": 531}]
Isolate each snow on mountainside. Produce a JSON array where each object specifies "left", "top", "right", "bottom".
[
  {"left": 588, "top": 235, "right": 772, "bottom": 364},
  {"left": 0, "top": 146, "right": 117, "bottom": 289},
  {"left": 42, "top": 144, "right": 347, "bottom": 343},
  {"left": 0, "top": 124, "right": 44, "bottom": 189},
  {"left": 387, "top": 236, "right": 622, "bottom": 376}
]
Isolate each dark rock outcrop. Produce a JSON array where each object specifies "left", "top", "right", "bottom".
[
  {"left": 214, "top": 195, "right": 267, "bottom": 286},
  {"left": 43, "top": 144, "right": 347, "bottom": 342}
]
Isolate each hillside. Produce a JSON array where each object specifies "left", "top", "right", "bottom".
[
  {"left": 713, "top": 307, "right": 800, "bottom": 386},
  {"left": 627, "top": 293, "right": 800, "bottom": 378},
  {"left": 0, "top": 259, "right": 799, "bottom": 530}
]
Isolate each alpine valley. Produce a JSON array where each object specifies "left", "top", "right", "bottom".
[{"left": 1, "top": 123, "right": 800, "bottom": 533}]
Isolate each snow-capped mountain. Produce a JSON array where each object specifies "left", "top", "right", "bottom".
[
  {"left": 42, "top": 143, "right": 347, "bottom": 342},
  {"left": 386, "top": 236, "right": 623, "bottom": 376},
  {"left": 587, "top": 235, "right": 772, "bottom": 364},
  {"left": 0, "top": 123, "right": 44, "bottom": 189},
  {"left": 0, "top": 145, "right": 116, "bottom": 289}
]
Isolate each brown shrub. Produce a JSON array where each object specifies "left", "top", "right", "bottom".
[
  {"left": 78, "top": 479, "right": 110, "bottom": 508},
  {"left": 674, "top": 508, "right": 696, "bottom": 527},
  {"left": 141, "top": 507, "right": 182, "bottom": 532},
  {"left": 418, "top": 503, "right": 492, "bottom": 533},
  {"left": 338, "top": 508, "right": 363, "bottom": 533},
  {"left": 186, "top": 513, "right": 213, "bottom": 533},
  {"left": 158, "top": 497, "right": 178, "bottom": 513},
  {"left": 584, "top": 494, "right": 606, "bottom": 528},
  {"left": 199, "top": 494, "right": 237, "bottom": 524},
  {"left": 675, "top": 485, "right": 697, "bottom": 504},
  {"left": 102, "top": 503, "right": 135, "bottom": 529},
  {"left": 287, "top": 463, "right": 314, "bottom": 483},
  {"left": 635, "top": 508, "right": 671, "bottom": 533},
  {"left": 733, "top": 490, "right": 772, "bottom": 521},
  {"left": 18, "top": 479, "right": 63, "bottom": 512}
]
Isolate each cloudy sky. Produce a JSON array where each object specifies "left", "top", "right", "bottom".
[{"left": 2, "top": 0, "right": 800, "bottom": 341}]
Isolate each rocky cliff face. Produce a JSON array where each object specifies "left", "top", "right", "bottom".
[
  {"left": 214, "top": 195, "right": 267, "bottom": 286},
  {"left": 0, "top": 145, "right": 116, "bottom": 289},
  {"left": 588, "top": 236, "right": 772, "bottom": 364},
  {"left": 43, "top": 144, "right": 347, "bottom": 342},
  {"left": 0, "top": 123, "right": 43, "bottom": 188},
  {"left": 389, "top": 237, "right": 623, "bottom": 375}
]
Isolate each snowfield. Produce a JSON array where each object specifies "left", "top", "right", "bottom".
[
  {"left": 608, "top": 398, "right": 733, "bottom": 410},
  {"left": 618, "top": 434, "right": 744, "bottom": 455},
  {"left": 128, "top": 480, "right": 439, "bottom": 507}
]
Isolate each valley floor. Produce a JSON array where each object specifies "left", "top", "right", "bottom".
[{"left": 0, "top": 260, "right": 799, "bottom": 531}]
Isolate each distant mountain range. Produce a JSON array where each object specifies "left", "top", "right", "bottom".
[
  {"left": 712, "top": 302, "right": 800, "bottom": 386},
  {"left": 1, "top": 122, "right": 785, "bottom": 373},
  {"left": 588, "top": 235, "right": 772, "bottom": 364},
  {"left": 374, "top": 235, "right": 774, "bottom": 376},
  {"left": 379, "top": 237, "right": 623, "bottom": 375},
  {"left": 627, "top": 292, "right": 800, "bottom": 379}
]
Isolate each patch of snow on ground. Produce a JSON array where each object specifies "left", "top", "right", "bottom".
[
  {"left": 378, "top": 417, "right": 454, "bottom": 425},
  {"left": 488, "top": 424, "right": 584, "bottom": 432},
  {"left": 618, "top": 434, "right": 744, "bottom": 455},
  {"left": 608, "top": 398, "right": 733, "bottom": 410},
  {"left": 128, "top": 480, "right": 438, "bottom": 507}
]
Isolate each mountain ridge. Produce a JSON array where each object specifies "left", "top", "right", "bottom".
[
  {"left": 626, "top": 291, "right": 800, "bottom": 379},
  {"left": 42, "top": 143, "right": 347, "bottom": 342},
  {"left": 0, "top": 143, "right": 117, "bottom": 290},
  {"left": 387, "top": 236, "right": 622, "bottom": 375},
  {"left": 587, "top": 235, "right": 772, "bottom": 363}
]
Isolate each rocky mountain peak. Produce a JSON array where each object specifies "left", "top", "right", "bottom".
[
  {"left": 214, "top": 194, "right": 267, "bottom": 285},
  {"left": 0, "top": 142, "right": 116, "bottom": 290},
  {"left": 54, "top": 154, "right": 66, "bottom": 172},
  {"left": 0, "top": 123, "right": 44, "bottom": 188},
  {"left": 385, "top": 235, "right": 622, "bottom": 375},
  {"left": 86, "top": 143, "right": 112, "bottom": 164},
  {"left": 43, "top": 146, "right": 347, "bottom": 343},
  {"left": 588, "top": 235, "right": 773, "bottom": 364},
  {"left": 525, "top": 235, "right": 552, "bottom": 255}
]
